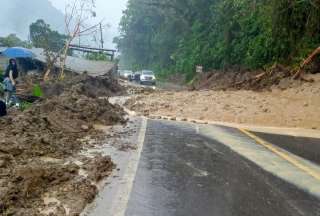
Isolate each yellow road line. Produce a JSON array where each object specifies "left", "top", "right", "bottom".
[{"left": 239, "top": 128, "right": 320, "bottom": 182}]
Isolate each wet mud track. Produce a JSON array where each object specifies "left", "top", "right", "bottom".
[{"left": 125, "top": 120, "right": 320, "bottom": 216}]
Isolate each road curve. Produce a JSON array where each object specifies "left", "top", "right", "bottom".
[{"left": 87, "top": 119, "right": 320, "bottom": 216}]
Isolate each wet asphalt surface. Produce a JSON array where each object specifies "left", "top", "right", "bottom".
[
  {"left": 125, "top": 120, "right": 320, "bottom": 216},
  {"left": 252, "top": 131, "right": 320, "bottom": 165}
]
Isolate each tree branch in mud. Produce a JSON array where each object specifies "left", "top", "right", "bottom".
[
  {"left": 294, "top": 46, "right": 320, "bottom": 80},
  {"left": 59, "top": 0, "right": 99, "bottom": 80}
]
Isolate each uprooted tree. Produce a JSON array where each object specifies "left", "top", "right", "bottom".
[
  {"left": 294, "top": 46, "right": 320, "bottom": 79},
  {"left": 59, "top": 0, "right": 100, "bottom": 80},
  {"left": 30, "top": 19, "right": 68, "bottom": 81}
]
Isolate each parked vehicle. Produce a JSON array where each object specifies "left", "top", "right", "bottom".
[
  {"left": 123, "top": 70, "right": 133, "bottom": 80},
  {"left": 133, "top": 72, "right": 141, "bottom": 82},
  {"left": 140, "top": 70, "right": 156, "bottom": 85}
]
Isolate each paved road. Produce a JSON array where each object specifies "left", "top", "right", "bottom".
[
  {"left": 252, "top": 131, "right": 320, "bottom": 165},
  {"left": 86, "top": 119, "right": 320, "bottom": 216}
]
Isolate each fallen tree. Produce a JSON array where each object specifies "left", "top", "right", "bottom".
[{"left": 293, "top": 46, "right": 320, "bottom": 80}]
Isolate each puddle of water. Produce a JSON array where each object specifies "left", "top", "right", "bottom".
[
  {"left": 81, "top": 117, "right": 142, "bottom": 216},
  {"left": 43, "top": 196, "right": 61, "bottom": 205},
  {"left": 40, "top": 157, "right": 63, "bottom": 163},
  {"left": 40, "top": 195, "right": 71, "bottom": 216}
]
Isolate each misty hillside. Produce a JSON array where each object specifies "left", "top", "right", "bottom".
[{"left": 0, "top": 0, "right": 64, "bottom": 39}]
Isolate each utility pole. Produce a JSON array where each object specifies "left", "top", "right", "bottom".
[{"left": 99, "top": 22, "right": 104, "bottom": 49}]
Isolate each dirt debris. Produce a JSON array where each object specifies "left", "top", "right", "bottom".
[
  {"left": 125, "top": 74, "right": 320, "bottom": 130},
  {"left": 0, "top": 91, "right": 126, "bottom": 159},
  {"left": 192, "top": 64, "right": 307, "bottom": 91},
  {"left": 83, "top": 154, "right": 115, "bottom": 182},
  {"left": 16, "top": 73, "right": 124, "bottom": 101},
  {"left": 0, "top": 73, "right": 125, "bottom": 215},
  {"left": 42, "top": 73, "right": 125, "bottom": 98},
  {"left": 0, "top": 157, "right": 112, "bottom": 216}
]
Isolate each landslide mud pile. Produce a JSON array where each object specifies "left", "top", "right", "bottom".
[
  {"left": 0, "top": 74, "right": 125, "bottom": 215},
  {"left": 192, "top": 64, "right": 298, "bottom": 91},
  {"left": 42, "top": 73, "right": 125, "bottom": 98}
]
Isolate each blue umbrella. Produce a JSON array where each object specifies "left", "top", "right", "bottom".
[{"left": 1, "top": 47, "right": 35, "bottom": 58}]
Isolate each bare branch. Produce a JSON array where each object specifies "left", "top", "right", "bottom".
[{"left": 59, "top": 0, "right": 97, "bottom": 79}]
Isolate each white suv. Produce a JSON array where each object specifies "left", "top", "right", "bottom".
[{"left": 140, "top": 70, "right": 156, "bottom": 85}]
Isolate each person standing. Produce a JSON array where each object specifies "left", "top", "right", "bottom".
[
  {"left": 3, "top": 59, "right": 19, "bottom": 107},
  {"left": 0, "top": 100, "right": 6, "bottom": 117}
]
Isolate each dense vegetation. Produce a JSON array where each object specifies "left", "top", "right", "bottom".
[
  {"left": 86, "top": 53, "right": 110, "bottom": 61},
  {"left": 0, "top": 34, "right": 30, "bottom": 48},
  {"left": 30, "top": 19, "right": 67, "bottom": 53},
  {"left": 116, "top": 0, "right": 320, "bottom": 80}
]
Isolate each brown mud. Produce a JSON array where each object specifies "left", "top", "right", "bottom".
[
  {"left": 0, "top": 73, "right": 125, "bottom": 215},
  {"left": 125, "top": 73, "right": 320, "bottom": 130},
  {"left": 17, "top": 73, "right": 125, "bottom": 99},
  {"left": 192, "top": 64, "right": 300, "bottom": 91},
  {"left": 42, "top": 73, "right": 125, "bottom": 98}
]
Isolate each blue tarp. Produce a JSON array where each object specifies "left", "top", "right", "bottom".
[{"left": 1, "top": 47, "right": 35, "bottom": 58}]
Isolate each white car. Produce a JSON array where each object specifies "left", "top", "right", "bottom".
[
  {"left": 140, "top": 70, "right": 156, "bottom": 85},
  {"left": 123, "top": 70, "right": 133, "bottom": 80}
]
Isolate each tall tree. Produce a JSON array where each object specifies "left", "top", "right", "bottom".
[
  {"left": 59, "top": 0, "right": 98, "bottom": 79},
  {"left": 30, "top": 19, "right": 67, "bottom": 80},
  {"left": 116, "top": 0, "right": 320, "bottom": 80}
]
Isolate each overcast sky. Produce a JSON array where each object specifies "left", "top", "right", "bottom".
[{"left": 49, "top": 0, "right": 128, "bottom": 48}]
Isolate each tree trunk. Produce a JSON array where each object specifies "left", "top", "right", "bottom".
[
  {"left": 43, "top": 69, "right": 51, "bottom": 81},
  {"left": 294, "top": 46, "right": 320, "bottom": 79},
  {"left": 59, "top": 40, "right": 71, "bottom": 80},
  {"left": 301, "top": 47, "right": 320, "bottom": 68},
  {"left": 43, "top": 60, "right": 54, "bottom": 81}
]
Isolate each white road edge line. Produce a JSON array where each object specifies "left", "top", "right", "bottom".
[{"left": 109, "top": 117, "right": 147, "bottom": 216}]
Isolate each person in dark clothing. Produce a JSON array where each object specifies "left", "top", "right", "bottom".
[
  {"left": 0, "top": 100, "right": 6, "bottom": 117},
  {"left": 3, "top": 59, "right": 19, "bottom": 106}
]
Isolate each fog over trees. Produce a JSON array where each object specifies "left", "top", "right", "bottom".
[{"left": 0, "top": 0, "right": 64, "bottom": 39}]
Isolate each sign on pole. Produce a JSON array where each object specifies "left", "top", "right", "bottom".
[{"left": 196, "top": 65, "right": 203, "bottom": 73}]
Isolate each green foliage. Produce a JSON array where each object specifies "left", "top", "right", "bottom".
[
  {"left": 116, "top": 0, "right": 320, "bottom": 81},
  {"left": 0, "top": 68, "right": 4, "bottom": 84},
  {"left": 0, "top": 83, "right": 4, "bottom": 94},
  {"left": 29, "top": 19, "right": 67, "bottom": 52},
  {"left": 86, "top": 52, "right": 109, "bottom": 61},
  {"left": 19, "top": 101, "right": 33, "bottom": 111},
  {"left": 32, "top": 84, "right": 43, "bottom": 97},
  {"left": 0, "top": 34, "right": 30, "bottom": 48}
]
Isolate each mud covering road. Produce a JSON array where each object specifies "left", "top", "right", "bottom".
[
  {"left": 124, "top": 120, "right": 320, "bottom": 216},
  {"left": 0, "top": 74, "right": 126, "bottom": 215},
  {"left": 125, "top": 74, "right": 320, "bottom": 130}
]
